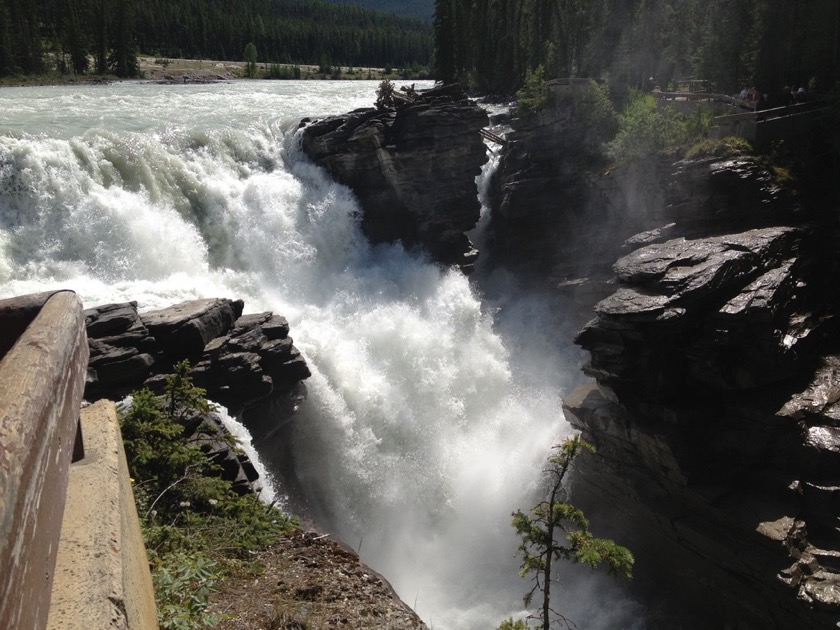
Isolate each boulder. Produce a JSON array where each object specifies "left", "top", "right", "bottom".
[
  {"left": 84, "top": 298, "right": 311, "bottom": 418},
  {"left": 300, "top": 83, "right": 489, "bottom": 272},
  {"left": 140, "top": 298, "right": 242, "bottom": 360}
]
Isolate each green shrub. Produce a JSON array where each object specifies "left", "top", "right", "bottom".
[
  {"left": 120, "top": 360, "right": 298, "bottom": 628},
  {"left": 516, "top": 65, "right": 548, "bottom": 117},
  {"left": 606, "top": 90, "right": 713, "bottom": 162},
  {"left": 155, "top": 552, "right": 222, "bottom": 630},
  {"left": 266, "top": 64, "right": 300, "bottom": 80},
  {"left": 564, "top": 80, "right": 618, "bottom": 156},
  {"left": 497, "top": 618, "right": 529, "bottom": 630},
  {"left": 684, "top": 135, "right": 753, "bottom": 160}
]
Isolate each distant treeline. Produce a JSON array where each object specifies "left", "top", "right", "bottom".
[
  {"left": 434, "top": 0, "right": 840, "bottom": 96},
  {"left": 320, "top": 0, "right": 434, "bottom": 22},
  {"left": 0, "top": 0, "right": 433, "bottom": 78}
]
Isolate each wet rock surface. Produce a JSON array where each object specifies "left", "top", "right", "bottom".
[
  {"left": 559, "top": 167, "right": 840, "bottom": 625},
  {"left": 488, "top": 92, "right": 840, "bottom": 626},
  {"left": 300, "top": 83, "right": 489, "bottom": 272},
  {"left": 84, "top": 297, "right": 312, "bottom": 497}
]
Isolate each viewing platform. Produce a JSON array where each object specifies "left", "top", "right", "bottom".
[{"left": 0, "top": 291, "right": 157, "bottom": 630}]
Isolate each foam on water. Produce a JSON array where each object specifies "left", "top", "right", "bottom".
[{"left": 0, "top": 81, "right": 643, "bottom": 629}]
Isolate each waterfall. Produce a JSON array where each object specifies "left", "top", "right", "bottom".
[{"left": 0, "top": 82, "right": 643, "bottom": 629}]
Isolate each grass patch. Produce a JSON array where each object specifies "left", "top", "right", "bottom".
[
  {"left": 684, "top": 136, "right": 753, "bottom": 160},
  {"left": 120, "top": 360, "right": 297, "bottom": 629}
]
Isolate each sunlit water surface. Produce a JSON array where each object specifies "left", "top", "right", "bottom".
[{"left": 0, "top": 80, "right": 643, "bottom": 629}]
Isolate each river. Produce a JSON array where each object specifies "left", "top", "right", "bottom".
[{"left": 0, "top": 80, "right": 642, "bottom": 629}]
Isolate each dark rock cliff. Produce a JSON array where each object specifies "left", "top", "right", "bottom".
[
  {"left": 300, "top": 83, "right": 489, "bottom": 272},
  {"left": 84, "top": 297, "right": 312, "bottom": 495},
  {"left": 488, "top": 94, "right": 840, "bottom": 627}
]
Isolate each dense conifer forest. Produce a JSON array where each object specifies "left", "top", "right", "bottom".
[
  {"left": 0, "top": 0, "right": 432, "bottom": 78},
  {"left": 434, "top": 0, "right": 840, "bottom": 97},
  {"left": 321, "top": 0, "right": 434, "bottom": 21}
]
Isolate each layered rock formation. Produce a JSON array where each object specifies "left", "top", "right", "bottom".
[
  {"left": 300, "top": 83, "right": 489, "bottom": 272},
  {"left": 485, "top": 86, "right": 840, "bottom": 626},
  {"left": 85, "top": 297, "right": 310, "bottom": 414},
  {"left": 84, "top": 297, "right": 312, "bottom": 495},
  {"left": 561, "top": 165, "right": 840, "bottom": 625}
]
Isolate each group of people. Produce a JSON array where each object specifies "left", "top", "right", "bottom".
[
  {"left": 737, "top": 76, "right": 816, "bottom": 111},
  {"left": 738, "top": 85, "right": 767, "bottom": 110},
  {"left": 782, "top": 83, "right": 810, "bottom": 105}
]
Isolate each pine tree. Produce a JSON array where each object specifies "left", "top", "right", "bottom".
[
  {"left": 243, "top": 41, "right": 258, "bottom": 78},
  {"left": 0, "top": 3, "right": 16, "bottom": 76},
  {"left": 109, "top": 0, "right": 138, "bottom": 77},
  {"left": 512, "top": 436, "right": 634, "bottom": 630},
  {"left": 433, "top": 0, "right": 456, "bottom": 83},
  {"left": 64, "top": 0, "right": 89, "bottom": 75}
]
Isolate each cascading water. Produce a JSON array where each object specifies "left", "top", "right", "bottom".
[{"left": 0, "top": 81, "right": 642, "bottom": 628}]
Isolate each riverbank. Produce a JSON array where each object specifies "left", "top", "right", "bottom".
[{"left": 0, "top": 56, "right": 424, "bottom": 88}]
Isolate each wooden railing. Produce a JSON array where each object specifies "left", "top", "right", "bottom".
[
  {"left": 480, "top": 128, "right": 507, "bottom": 145},
  {"left": 0, "top": 291, "right": 89, "bottom": 630},
  {"left": 710, "top": 100, "right": 830, "bottom": 149}
]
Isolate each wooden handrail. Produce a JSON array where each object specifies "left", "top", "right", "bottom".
[
  {"left": 0, "top": 291, "right": 89, "bottom": 630},
  {"left": 480, "top": 128, "right": 507, "bottom": 145},
  {"left": 713, "top": 100, "right": 827, "bottom": 125}
]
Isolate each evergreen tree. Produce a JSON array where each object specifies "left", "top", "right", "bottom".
[
  {"left": 244, "top": 42, "right": 258, "bottom": 78},
  {"left": 0, "top": 3, "right": 16, "bottom": 75},
  {"left": 433, "top": 0, "right": 455, "bottom": 83},
  {"left": 512, "top": 436, "right": 633, "bottom": 630},
  {"left": 64, "top": 0, "right": 89, "bottom": 75},
  {"left": 94, "top": 0, "right": 108, "bottom": 74},
  {"left": 109, "top": 0, "right": 138, "bottom": 77}
]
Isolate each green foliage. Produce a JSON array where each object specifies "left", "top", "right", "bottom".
[
  {"left": 496, "top": 618, "right": 529, "bottom": 630},
  {"left": 0, "top": 0, "right": 432, "bottom": 79},
  {"left": 605, "top": 90, "right": 712, "bottom": 163},
  {"left": 434, "top": 0, "right": 840, "bottom": 96},
  {"left": 120, "top": 360, "right": 297, "bottom": 629},
  {"left": 155, "top": 552, "right": 222, "bottom": 630},
  {"left": 243, "top": 42, "right": 258, "bottom": 78},
  {"left": 516, "top": 65, "right": 548, "bottom": 117},
  {"left": 265, "top": 63, "right": 301, "bottom": 80},
  {"left": 563, "top": 80, "right": 618, "bottom": 156},
  {"left": 684, "top": 135, "right": 753, "bottom": 160},
  {"left": 512, "top": 435, "right": 633, "bottom": 630}
]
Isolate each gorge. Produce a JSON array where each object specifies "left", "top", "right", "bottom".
[
  {"left": 2, "top": 78, "right": 838, "bottom": 629},
  {"left": 0, "top": 80, "right": 620, "bottom": 629},
  {"left": 295, "top": 81, "right": 840, "bottom": 628}
]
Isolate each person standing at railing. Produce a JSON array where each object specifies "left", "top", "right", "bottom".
[{"left": 754, "top": 89, "right": 768, "bottom": 121}]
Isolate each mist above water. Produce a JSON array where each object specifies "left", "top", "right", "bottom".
[{"left": 0, "top": 81, "right": 643, "bottom": 628}]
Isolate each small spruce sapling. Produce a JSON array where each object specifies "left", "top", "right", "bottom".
[{"left": 512, "top": 435, "right": 634, "bottom": 630}]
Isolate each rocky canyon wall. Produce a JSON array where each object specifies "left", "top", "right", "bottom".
[
  {"left": 491, "top": 95, "right": 840, "bottom": 627},
  {"left": 292, "top": 82, "right": 840, "bottom": 627}
]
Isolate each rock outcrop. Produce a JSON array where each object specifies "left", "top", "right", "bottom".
[
  {"left": 300, "top": 83, "right": 489, "bottom": 272},
  {"left": 84, "top": 297, "right": 312, "bottom": 495},
  {"left": 559, "top": 161, "right": 840, "bottom": 626},
  {"left": 486, "top": 87, "right": 840, "bottom": 626},
  {"left": 85, "top": 298, "right": 310, "bottom": 415}
]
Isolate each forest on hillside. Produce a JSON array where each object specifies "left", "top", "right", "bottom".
[
  {"left": 435, "top": 0, "right": 840, "bottom": 97},
  {"left": 321, "top": 0, "right": 434, "bottom": 21},
  {"left": 0, "top": 0, "right": 432, "bottom": 78}
]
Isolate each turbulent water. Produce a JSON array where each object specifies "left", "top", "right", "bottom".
[{"left": 0, "top": 80, "right": 642, "bottom": 629}]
